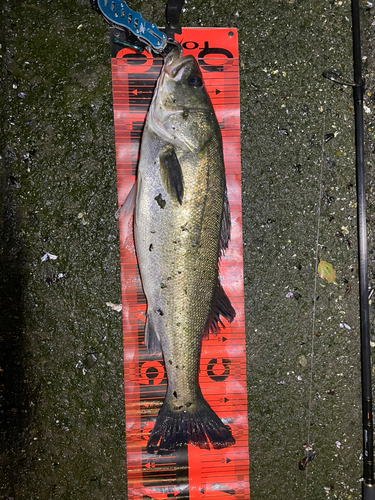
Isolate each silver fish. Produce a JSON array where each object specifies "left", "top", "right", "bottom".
[{"left": 122, "top": 48, "right": 235, "bottom": 455}]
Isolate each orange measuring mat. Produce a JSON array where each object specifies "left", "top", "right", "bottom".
[{"left": 111, "top": 27, "right": 249, "bottom": 500}]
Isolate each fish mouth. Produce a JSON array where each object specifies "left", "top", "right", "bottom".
[{"left": 163, "top": 48, "right": 196, "bottom": 81}]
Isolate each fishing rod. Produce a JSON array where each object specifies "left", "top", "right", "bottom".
[
  {"left": 352, "top": 0, "right": 374, "bottom": 497},
  {"left": 324, "top": 1, "right": 373, "bottom": 497}
]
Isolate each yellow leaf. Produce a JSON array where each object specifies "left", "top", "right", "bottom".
[{"left": 318, "top": 261, "right": 336, "bottom": 283}]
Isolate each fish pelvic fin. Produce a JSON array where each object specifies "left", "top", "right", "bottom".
[
  {"left": 147, "top": 397, "right": 235, "bottom": 455},
  {"left": 115, "top": 182, "right": 137, "bottom": 220},
  {"left": 204, "top": 281, "right": 236, "bottom": 338}
]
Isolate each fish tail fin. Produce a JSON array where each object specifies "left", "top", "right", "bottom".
[{"left": 147, "top": 397, "right": 235, "bottom": 455}]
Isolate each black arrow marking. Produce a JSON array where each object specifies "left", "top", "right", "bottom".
[{"left": 211, "top": 484, "right": 235, "bottom": 496}]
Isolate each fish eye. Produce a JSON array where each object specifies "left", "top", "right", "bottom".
[{"left": 189, "top": 76, "right": 202, "bottom": 87}]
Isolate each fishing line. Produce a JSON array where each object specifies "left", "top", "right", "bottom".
[
  {"left": 301, "top": 3, "right": 330, "bottom": 494},
  {"left": 304, "top": 84, "right": 327, "bottom": 498}
]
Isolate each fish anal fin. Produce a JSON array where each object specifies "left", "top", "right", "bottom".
[
  {"left": 204, "top": 281, "right": 235, "bottom": 337},
  {"left": 145, "top": 312, "right": 162, "bottom": 354},
  {"left": 219, "top": 188, "right": 231, "bottom": 256},
  {"left": 116, "top": 182, "right": 137, "bottom": 220},
  {"left": 159, "top": 145, "right": 184, "bottom": 205}
]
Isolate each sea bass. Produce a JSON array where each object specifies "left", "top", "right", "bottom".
[{"left": 124, "top": 48, "right": 235, "bottom": 455}]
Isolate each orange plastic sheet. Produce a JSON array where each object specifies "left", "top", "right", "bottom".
[{"left": 111, "top": 27, "right": 249, "bottom": 500}]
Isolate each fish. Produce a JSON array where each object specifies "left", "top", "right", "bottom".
[{"left": 120, "top": 47, "right": 235, "bottom": 455}]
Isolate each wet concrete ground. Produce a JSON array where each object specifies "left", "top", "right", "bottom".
[{"left": 1, "top": 0, "right": 374, "bottom": 498}]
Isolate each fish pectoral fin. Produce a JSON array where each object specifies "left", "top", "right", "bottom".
[
  {"left": 159, "top": 145, "right": 184, "bottom": 205},
  {"left": 145, "top": 311, "right": 162, "bottom": 354},
  {"left": 115, "top": 182, "right": 137, "bottom": 220},
  {"left": 219, "top": 187, "right": 231, "bottom": 256},
  {"left": 204, "top": 281, "right": 236, "bottom": 337}
]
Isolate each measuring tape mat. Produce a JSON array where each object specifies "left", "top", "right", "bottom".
[{"left": 111, "top": 27, "right": 249, "bottom": 500}]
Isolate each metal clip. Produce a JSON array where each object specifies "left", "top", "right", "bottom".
[
  {"left": 93, "top": 0, "right": 168, "bottom": 54},
  {"left": 162, "top": 0, "right": 185, "bottom": 56}
]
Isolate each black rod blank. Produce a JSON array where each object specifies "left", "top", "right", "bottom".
[{"left": 351, "top": 0, "right": 375, "bottom": 498}]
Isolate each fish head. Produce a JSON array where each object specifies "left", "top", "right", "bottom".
[{"left": 149, "top": 48, "right": 217, "bottom": 152}]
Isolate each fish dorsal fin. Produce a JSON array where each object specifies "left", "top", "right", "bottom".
[
  {"left": 219, "top": 188, "right": 231, "bottom": 256},
  {"left": 159, "top": 145, "right": 184, "bottom": 205},
  {"left": 145, "top": 311, "right": 162, "bottom": 354},
  {"left": 204, "top": 280, "right": 235, "bottom": 338},
  {"left": 115, "top": 182, "right": 137, "bottom": 220}
]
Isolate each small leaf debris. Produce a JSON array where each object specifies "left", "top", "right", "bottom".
[
  {"left": 339, "top": 322, "right": 351, "bottom": 330},
  {"left": 297, "top": 355, "right": 308, "bottom": 368},
  {"left": 155, "top": 193, "right": 166, "bottom": 209},
  {"left": 318, "top": 261, "right": 336, "bottom": 283},
  {"left": 106, "top": 302, "right": 122, "bottom": 312},
  {"left": 324, "top": 133, "right": 334, "bottom": 143},
  {"left": 9, "top": 175, "right": 21, "bottom": 188},
  {"left": 41, "top": 252, "right": 58, "bottom": 262},
  {"left": 85, "top": 353, "right": 98, "bottom": 369},
  {"left": 45, "top": 272, "right": 69, "bottom": 285}
]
